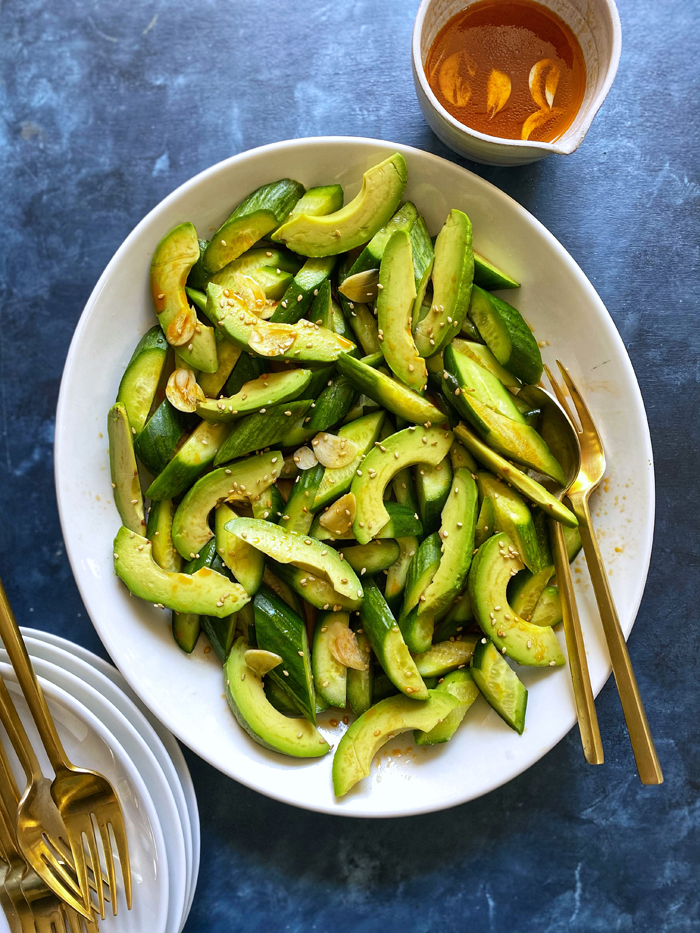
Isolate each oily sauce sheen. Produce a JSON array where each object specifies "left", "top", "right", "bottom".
[{"left": 426, "top": 0, "right": 586, "bottom": 143}]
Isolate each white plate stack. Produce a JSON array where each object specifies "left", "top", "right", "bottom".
[{"left": 0, "top": 627, "right": 199, "bottom": 933}]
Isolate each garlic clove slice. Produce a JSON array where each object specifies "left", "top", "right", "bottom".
[
  {"left": 167, "top": 367, "right": 205, "bottom": 413},
  {"left": 438, "top": 52, "right": 473, "bottom": 107},
  {"left": 327, "top": 622, "right": 368, "bottom": 671},
  {"left": 245, "top": 649, "right": 283, "bottom": 677},
  {"left": 312, "top": 432, "right": 359, "bottom": 468},
  {"left": 486, "top": 69, "right": 512, "bottom": 120},
  {"left": 293, "top": 446, "right": 319, "bottom": 471}
]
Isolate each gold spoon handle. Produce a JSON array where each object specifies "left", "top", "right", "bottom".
[
  {"left": 568, "top": 494, "right": 663, "bottom": 784},
  {"left": 551, "top": 518, "right": 604, "bottom": 765},
  {"left": 0, "top": 580, "right": 70, "bottom": 773}
]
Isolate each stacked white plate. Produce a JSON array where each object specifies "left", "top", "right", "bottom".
[{"left": 0, "top": 627, "right": 199, "bottom": 933}]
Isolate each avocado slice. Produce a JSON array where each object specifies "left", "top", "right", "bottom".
[
  {"left": 171, "top": 450, "right": 281, "bottom": 559},
  {"left": 348, "top": 200, "right": 418, "bottom": 277},
  {"left": 197, "top": 368, "right": 312, "bottom": 422},
  {"left": 337, "top": 353, "right": 444, "bottom": 427},
  {"left": 453, "top": 424, "right": 577, "bottom": 528},
  {"left": 417, "top": 468, "right": 479, "bottom": 623},
  {"left": 215, "top": 503, "right": 264, "bottom": 596},
  {"left": 468, "top": 533, "right": 565, "bottom": 667},
  {"left": 332, "top": 690, "right": 459, "bottom": 796},
  {"left": 467, "top": 286, "right": 542, "bottom": 385},
  {"left": 146, "top": 498, "right": 181, "bottom": 573},
  {"left": 414, "top": 669, "right": 480, "bottom": 746},
  {"left": 108, "top": 403, "right": 146, "bottom": 536},
  {"left": 377, "top": 230, "right": 426, "bottom": 392},
  {"left": 340, "top": 540, "right": 400, "bottom": 575},
  {"left": 205, "top": 283, "right": 354, "bottom": 363},
  {"left": 272, "top": 153, "right": 408, "bottom": 257},
  {"left": 414, "top": 209, "right": 474, "bottom": 358},
  {"left": 116, "top": 326, "right": 169, "bottom": 435},
  {"left": 351, "top": 425, "right": 453, "bottom": 545},
  {"left": 471, "top": 638, "right": 528, "bottom": 734},
  {"left": 151, "top": 223, "right": 219, "bottom": 372},
  {"left": 225, "top": 517, "right": 364, "bottom": 609},
  {"left": 203, "top": 179, "right": 305, "bottom": 274},
  {"left": 113, "top": 527, "right": 248, "bottom": 617},
  {"left": 225, "top": 638, "right": 330, "bottom": 758},
  {"left": 412, "top": 637, "right": 477, "bottom": 677}
]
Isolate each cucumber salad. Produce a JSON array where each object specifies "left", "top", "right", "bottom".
[{"left": 108, "top": 153, "right": 581, "bottom": 797}]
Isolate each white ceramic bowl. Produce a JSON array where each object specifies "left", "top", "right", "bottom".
[
  {"left": 412, "top": 0, "right": 622, "bottom": 165},
  {"left": 55, "top": 137, "right": 654, "bottom": 817}
]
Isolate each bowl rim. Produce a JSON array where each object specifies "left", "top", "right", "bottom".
[
  {"left": 411, "top": 0, "right": 622, "bottom": 155},
  {"left": 55, "top": 136, "right": 655, "bottom": 817}
]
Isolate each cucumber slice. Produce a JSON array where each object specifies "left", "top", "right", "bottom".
[
  {"left": 305, "top": 375, "right": 357, "bottom": 433},
  {"left": 346, "top": 622, "right": 374, "bottom": 717},
  {"left": 213, "top": 400, "right": 311, "bottom": 466},
  {"left": 337, "top": 353, "right": 443, "bottom": 426},
  {"left": 210, "top": 247, "right": 302, "bottom": 290},
  {"left": 146, "top": 420, "right": 230, "bottom": 502},
  {"left": 342, "top": 301, "right": 381, "bottom": 355},
  {"left": 377, "top": 230, "right": 426, "bottom": 391},
  {"left": 339, "top": 540, "right": 400, "bottom": 575},
  {"left": 133, "top": 399, "right": 186, "bottom": 477},
  {"left": 409, "top": 217, "right": 435, "bottom": 328},
  {"left": 223, "top": 351, "right": 264, "bottom": 396},
  {"left": 467, "top": 286, "right": 542, "bottom": 385},
  {"left": 310, "top": 279, "right": 332, "bottom": 328},
  {"left": 116, "top": 326, "right": 169, "bottom": 434},
  {"left": 271, "top": 257, "right": 337, "bottom": 324},
  {"left": 475, "top": 495, "right": 495, "bottom": 548},
  {"left": 402, "top": 532, "right": 442, "bottom": 616},
  {"left": 477, "top": 472, "right": 547, "bottom": 573},
  {"left": 282, "top": 464, "right": 324, "bottom": 535},
  {"left": 434, "top": 592, "right": 473, "bottom": 641},
  {"left": 468, "top": 533, "right": 565, "bottom": 667},
  {"left": 147, "top": 498, "right": 181, "bottom": 573},
  {"left": 471, "top": 638, "right": 528, "bottom": 734},
  {"left": 351, "top": 425, "right": 453, "bottom": 545},
  {"left": 443, "top": 343, "right": 525, "bottom": 422},
  {"left": 415, "top": 457, "right": 453, "bottom": 536},
  {"left": 216, "top": 503, "right": 264, "bottom": 597},
  {"left": 509, "top": 566, "right": 555, "bottom": 620},
  {"left": 414, "top": 669, "right": 480, "bottom": 745},
  {"left": 171, "top": 450, "right": 280, "bottom": 559},
  {"left": 313, "top": 412, "right": 385, "bottom": 511},
  {"left": 473, "top": 251, "right": 520, "bottom": 291},
  {"left": 197, "top": 369, "right": 312, "bottom": 423},
  {"left": 392, "top": 466, "right": 419, "bottom": 513},
  {"left": 272, "top": 154, "right": 407, "bottom": 257},
  {"left": 253, "top": 586, "right": 316, "bottom": 723},
  {"left": 372, "top": 671, "right": 400, "bottom": 703},
  {"left": 172, "top": 612, "right": 200, "bottom": 654},
  {"left": 290, "top": 185, "right": 344, "bottom": 218},
  {"left": 414, "top": 209, "right": 474, "bottom": 358},
  {"left": 349, "top": 201, "right": 418, "bottom": 277},
  {"left": 360, "top": 579, "right": 428, "bottom": 700},
  {"left": 332, "top": 690, "right": 459, "bottom": 796},
  {"left": 530, "top": 585, "right": 562, "bottom": 627},
  {"left": 450, "top": 338, "right": 520, "bottom": 388},
  {"left": 384, "top": 536, "right": 419, "bottom": 613},
  {"left": 312, "top": 611, "right": 351, "bottom": 708},
  {"left": 453, "top": 424, "right": 578, "bottom": 528},
  {"left": 224, "top": 638, "right": 329, "bottom": 758},
  {"left": 204, "top": 179, "right": 305, "bottom": 274},
  {"left": 412, "top": 637, "right": 477, "bottom": 677},
  {"left": 108, "top": 403, "right": 145, "bottom": 535}
]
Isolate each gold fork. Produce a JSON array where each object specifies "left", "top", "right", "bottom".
[
  {"left": 546, "top": 362, "right": 663, "bottom": 785},
  {"left": 0, "top": 580, "right": 131, "bottom": 918}
]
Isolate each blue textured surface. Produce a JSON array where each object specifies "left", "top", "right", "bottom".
[{"left": 1, "top": 0, "right": 698, "bottom": 930}]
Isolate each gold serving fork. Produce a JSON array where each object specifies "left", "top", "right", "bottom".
[
  {"left": 546, "top": 362, "right": 663, "bottom": 785},
  {"left": 0, "top": 580, "right": 131, "bottom": 918}
]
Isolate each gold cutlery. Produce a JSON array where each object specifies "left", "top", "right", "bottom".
[
  {"left": 0, "top": 579, "right": 131, "bottom": 918},
  {"left": 546, "top": 362, "right": 663, "bottom": 784}
]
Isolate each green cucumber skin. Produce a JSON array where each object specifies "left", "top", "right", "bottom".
[
  {"left": 310, "top": 279, "right": 332, "bottom": 328},
  {"left": 409, "top": 216, "right": 435, "bottom": 324},
  {"left": 305, "top": 376, "right": 357, "bottom": 433},
  {"left": 346, "top": 624, "right": 374, "bottom": 716},
  {"left": 116, "top": 326, "right": 169, "bottom": 435},
  {"left": 253, "top": 585, "right": 316, "bottom": 723},
  {"left": 223, "top": 352, "right": 264, "bottom": 397},
  {"left": 337, "top": 353, "right": 444, "bottom": 426},
  {"left": 271, "top": 257, "right": 337, "bottom": 324},
  {"left": 349, "top": 201, "right": 418, "bottom": 277},
  {"left": 340, "top": 540, "right": 400, "bottom": 576},
  {"left": 468, "top": 286, "right": 542, "bottom": 385},
  {"left": 172, "top": 612, "right": 201, "bottom": 653},
  {"left": 204, "top": 179, "right": 305, "bottom": 273},
  {"left": 145, "top": 421, "right": 231, "bottom": 501},
  {"left": 385, "top": 535, "right": 420, "bottom": 614},
  {"left": 282, "top": 464, "right": 325, "bottom": 535},
  {"left": 415, "top": 459, "right": 453, "bottom": 537},
  {"left": 146, "top": 498, "right": 182, "bottom": 573},
  {"left": 201, "top": 613, "right": 237, "bottom": 662},
  {"left": 133, "top": 399, "right": 186, "bottom": 477},
  {"left": 402, "top": 532, "right": 442, "bottom": 613},
  {"left": 473, "top": 253, "right": 520, "bottom": 291},
  {"left": 471, "top": 638, "right": 528, "bottom": 734},
  {"left": 213, "top": 400, "right": 311, "bottom": 466},
  {"left": 187, "top": 238, "right": 211, "bottom": 290}
]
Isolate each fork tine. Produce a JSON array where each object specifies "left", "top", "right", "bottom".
[
  {"left": 65, "top": 833, "right": 91, "bottom": 920},
  {"left": 108, "top": 817, "right": 131, "bottom": 911},
  {"left": 544, "top": 362, "right": 579, "bottom": 428},
  {"left": 555, "top": 361, "right": 599, "bottom": 438},
  {"left": 97, "top": 822, "right": 117, "bottom": 917},
  {"left": 84, "top": 825, "right": 105, "bottom": 920}
]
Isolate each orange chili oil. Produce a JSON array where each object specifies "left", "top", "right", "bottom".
[{"left": 425, "top": 0, "right": 586, "bottom": 143}]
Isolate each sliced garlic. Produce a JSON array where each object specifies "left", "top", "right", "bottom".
[
  {"left": 327, "top": 621, "right": 367, "bottom": 671},
  {"left": 228, "top": 272, "right": 269, "bottom": 318},
  {"left": 166, "top": 367, "right": 205, "bottom": 413},
  {"left": 313, "top": 432, "right": 358, "bottom": 468},
  {"left": 294, "top": 446, "right": 319, "bottom": 471},
  {"left": 528, "top": 59, "right": 561, "bottom": 111},
  {"left": 164, "top": 307, "right": 197, "bottom": 347},
  {"left": 486, "top": 69, "right": 512, "bottom": 120},
  {"left": 438, "top": 51, "right": 474, "bottom": 107},
  {"left": 339, "top": 269, "right": 380, "bottom": 304},
  {"left": 248, "top": 323, "right": 297, "bottom": 357},
  {"left": 521, "top": 107, "right": 563, "bottom": 141},
  {"left": 245, "top": 648, "right": 283, "bottom": 677},
  {"left": 319, "top": 492, "right": 356, "bottom": 535}
]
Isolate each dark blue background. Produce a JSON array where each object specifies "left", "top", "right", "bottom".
[{"left": 1, "top": 0, "right": 698, "bottom": 930}]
